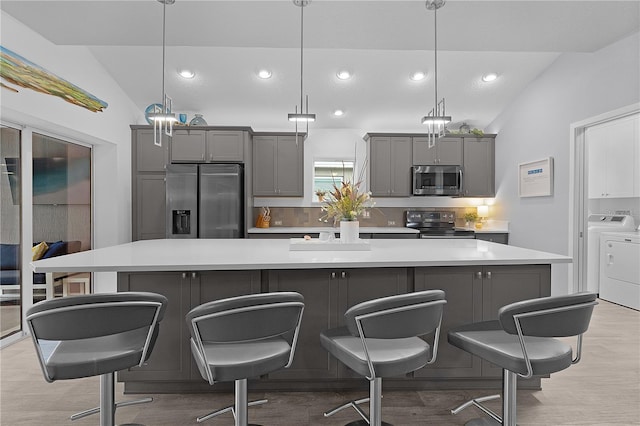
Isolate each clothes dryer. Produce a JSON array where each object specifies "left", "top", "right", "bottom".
[
  {"left": 600, "top": 231, "right": 640, "bottom": 310},
  {"left": 586, "top": 214, "right": 635, "bottom": 293}
]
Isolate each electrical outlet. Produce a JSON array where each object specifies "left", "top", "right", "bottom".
[
  {"left": 274, "top": 220, "right": 282, "bottom": 226},
  {"left": 387, "top": 220, "right": 396, "bottom": 226},
  {"left": 362, "top": 210, "right": 370, "bottom": 218}
]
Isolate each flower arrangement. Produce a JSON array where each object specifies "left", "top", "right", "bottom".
[
  {"left": 463, "top": 211, "right": 478, "bottom": 223},
  {"left": 320, "top": 180, "right": 374, "bottom": 223}
]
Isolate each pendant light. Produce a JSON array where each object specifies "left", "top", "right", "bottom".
[
  {"left": 149, "top": 0, "right": 178, "bottom": 147},
  {"left": 421, "top": 0, "right": 451, "bottom": 147},
  {"left": 288, "top": 0, "right": 315, "bottom": 137}
]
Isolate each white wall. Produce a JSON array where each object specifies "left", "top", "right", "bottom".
[
  {"left": 1, "top": 12, "right": 141, "bottom": 293},
  {"left": 485, "top": 32, "right": 640, "bottom": 295}
]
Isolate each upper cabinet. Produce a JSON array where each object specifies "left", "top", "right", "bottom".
[
  {"left": 170, "top": 129, "right": 206, "bottom": 162},
  {"left": 206, "top": 131, "right": 244, "bottom": 162},
  {"left": 461, "top": 136, "right": 495, "bottom": 197},
  {"left": 170, "top": 129, "right": 245, "bottom": 163},
  {"left": 413, "top": 136, "right": 462, "bottom": 165},
  {"left": 587, "top": 114, "right": 639, "bottom": 199},
  {"left": 253, "top": 134, "right": 304, "bottom": 197},
  {"left": 367, "top": 136, "right": 412, "bottom": 197},
  {"left": 135, "top": 128, "right": 169, "bottom": 172},
  {"left": 131, "top": 128, "right": 169, "bottom": 241}
]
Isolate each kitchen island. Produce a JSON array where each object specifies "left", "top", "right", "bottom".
[{"left": 32, "top": 239, "right": 570, "bottom": 393}]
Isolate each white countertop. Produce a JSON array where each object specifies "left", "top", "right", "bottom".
[
  {"left": 248, "top": 226, "right": 419, "bottom": 234},
  {"left": 32, "top": 238, "right": 570, "bottom": 273}
]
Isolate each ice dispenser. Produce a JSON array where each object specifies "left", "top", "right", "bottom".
[{"left": 172, "top": 210, "right": 191, "bottom": 235}]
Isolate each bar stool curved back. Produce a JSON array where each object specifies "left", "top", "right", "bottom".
[
  {"left": 320, "top": 289, "right": 447, "bottom": 426},
  {"left": 448, "top": 292, "right": 598, "bottom": 426},
  {"left": 26, "top": 292, "right": 168, "bottom": 426},
  {"left": 186, "top": 291, "right": 305, "bottom": 425}
]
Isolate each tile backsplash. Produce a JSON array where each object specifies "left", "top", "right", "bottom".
[{"left": 252, "top": 207, "right": 479, "bottom": 228}]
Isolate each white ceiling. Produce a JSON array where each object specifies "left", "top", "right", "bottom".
[{"left": 2, "top": 1, "right": 639, "bottom": 132}]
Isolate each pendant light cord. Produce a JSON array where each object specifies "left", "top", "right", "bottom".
[
  {"left": 300, "top": 2, "right": 304, "bottom": 113},
  {"left": 161, "top": 0, "right": 167, "bottom": 108},
  {"left": 433, "top": 4, "right": 438, "bottom": 116}
]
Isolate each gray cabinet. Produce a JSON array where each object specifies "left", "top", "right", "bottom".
[
  {"left": 475, "top": 233, "right": 509, "bottom": 245},
  {"left": 206, "top": 131, "right": 244, "bottom": 162},
  {"left": 135, "top": 175, "right": 166, "bottom": 240},
  {"left": 132, "top": 128, "right": 169, "bottom": 241},
  {"left": 252, "top": 135, "right": 304, "bottom": 196},
  {"left": 462, "top": 136, "right": 495, "bottom": 197},
  {"left": 135, "top": 129, "right": 169, "bottom": 172},
  {"left": 368, "top": 136, "right": 412, "bottom": 197},
  {"left": 413, "top": 136, "right": 462, "bottom": 165},
  {"left": 117, "top": 270, "right": 260, "bottom": 383},
  {"left": 414, "top": 266, "right": 483, "bottom": 378},
  {"left": 414, "top": 265, "right": 550, "bottom": 379},
  {"left": 170, "top": 129, "right": 206, "bottom": 162},
  {"left": 118, "top": 272, "right": 192, "bottom": 381},
  {"left": 170, "top": 130, "right": 245, "bottom": 163},
  {"left": 267, "top": 268, "right": 408, "bottom": 380}
]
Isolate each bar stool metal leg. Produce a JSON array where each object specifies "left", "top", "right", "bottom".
[
  {"left": 502, "top": 370, "right": 517, "bottom": 426},
  {"left": 100, "top": 373, "right": 115, "bottom": 426}
]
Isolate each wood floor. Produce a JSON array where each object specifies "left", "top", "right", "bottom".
[{"left": 1, "top": 299, "right": 638, "bottom": 425}]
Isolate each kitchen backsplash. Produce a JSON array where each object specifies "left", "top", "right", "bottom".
[{"left": 252, "top": 207, "right": 481, "bottom": 228}]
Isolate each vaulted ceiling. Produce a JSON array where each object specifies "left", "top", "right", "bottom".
[{"left": 2, "top": 1, "right": 639, "bottom": 132}]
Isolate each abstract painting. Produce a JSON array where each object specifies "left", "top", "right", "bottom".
[{"left": 0, "top": 45, "right": 108, "bottom": 112}]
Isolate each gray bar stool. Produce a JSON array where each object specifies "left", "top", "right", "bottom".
[
  {"left": 320, "top": 290, "right": 446, "bottom": 426},
  {"left": 186, "top": 292, "right": 305, "bottom": 425},
  {"left": 26, "top": 292, "right": 168, "bottom": 426},
  {"left": 448, "top": 292, "right": 598, "bottom": 426}
]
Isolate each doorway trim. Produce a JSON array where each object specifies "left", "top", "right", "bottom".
[{"left": 568, "top": 102, "right": 640, "bottom": 294}]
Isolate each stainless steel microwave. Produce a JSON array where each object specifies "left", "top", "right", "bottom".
[{"left": 412, "top": 165, "right": 462, "bottom": 196}]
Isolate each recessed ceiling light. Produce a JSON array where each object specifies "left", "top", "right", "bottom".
[
  {"left": 333, "top": 109, "right": 344, "bottom": 117},
  {"left": 410, "top": 71, "right": 426, "bottom": 81},
  {"left": 336, "top": 70, "right": 351, "bottom": 80},
  {"left": 178, "top": 69, "right": 195, "bottom": 79},
  {"left": 258, "top": 69, "right": 272, "bottom": 79},
  {"left": 482, "top": 73, "right": 498, "bottom": 82}
]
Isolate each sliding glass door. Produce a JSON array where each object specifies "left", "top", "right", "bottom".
[
  {"left": 0, "top": 126, "right": 22, "bottom": 339},
  {"left": 32, "top": 133, "right": 92, "bottom": 301}
]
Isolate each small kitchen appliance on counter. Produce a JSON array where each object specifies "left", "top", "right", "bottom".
[{"left": 405, "top": 210, "right": 475, "bottom": 239}]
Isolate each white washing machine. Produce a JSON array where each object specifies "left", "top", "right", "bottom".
[
  {"left": 586, "top": 214, "right": 635, "bottom": 293},
  {"left": 600, "top": 231, "right": 640, "bottom": 310}
]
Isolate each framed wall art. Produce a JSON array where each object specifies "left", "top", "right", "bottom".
[{"left": 518, "top": 157, "right": 554, "bottom": 197}]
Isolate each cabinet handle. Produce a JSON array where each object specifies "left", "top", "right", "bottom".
[
  {"left": 182, "top": 272, "right": 187, "bottom": 279},
  {"left": 476, "top": 271, "right": 482, "bottom": 279},
  {"left": 341, "top": 271, "right": 347, "bottom": 279},
  {"left": 191, "top": 272, "right": 197, "bottom": 279},
  {"left": 486, "top": 271, "right": 492, "bottom": 279},
  {"left": 330, "top": 272, "right": 337, "bottom": 279}
]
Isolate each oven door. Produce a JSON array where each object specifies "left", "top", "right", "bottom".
[{"left": 413, "top": 165, "right": 462, "bottom": 196}]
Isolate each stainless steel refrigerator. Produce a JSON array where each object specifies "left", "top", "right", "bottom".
[{"left": 166, "top": 164, "right": 244, "bottom": 238}]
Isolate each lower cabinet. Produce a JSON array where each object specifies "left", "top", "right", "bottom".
[
  {"left": 414, "top": 265, "right": 550, "bottom": 379},
  {"left": 475, "top": 233, "right": 509, "bottom": 245},
  {"left": 116, "top": 264, "right": 549, "bottom": 389},
  {"left": 267, "top": 268, "right": 408, "bottom": 380},
  {"left": 117, "top": 270, "right": 260, "bottom": 382}
]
